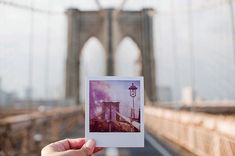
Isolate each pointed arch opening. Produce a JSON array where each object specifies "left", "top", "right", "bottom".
[
  {"left": 79, "top": 37, "right": 106, "bottom": 102},
  {"left": 115, "top": 37, "right": 142, "bottom": 76}
]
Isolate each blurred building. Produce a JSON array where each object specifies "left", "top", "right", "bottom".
[
  {"left": 157, "top": 86, "right": 172, "bottom": 102},
  {"left": 181, "top": 87, "right": 197, "bottom": 105},
  {"left": 0, "top": 78, "right": 18, "bottom": 106}
]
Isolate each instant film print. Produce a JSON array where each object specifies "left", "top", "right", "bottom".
[{"left": 85, "top": 76, "right": 144, "bottom": 147}]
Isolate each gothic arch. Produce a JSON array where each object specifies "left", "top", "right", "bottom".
[
  {"left": 116, "top": 35, "right": 142, "bottom": 52},
  {"left": 66, "top": 8, "right": 157, "bottom": 103},
  {"left": 79, "top": 37, "right": 106, "bottom": 102},
  {"left": 115, "top": 36, "right": 142, "bottom": 76},
  {"left": 80, "top": 37, "right": 106, "bottom": 58}
]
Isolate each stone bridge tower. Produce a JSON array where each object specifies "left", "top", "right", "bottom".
[{"left": 65, "top": 8, "right": 157, "bottom": 103}]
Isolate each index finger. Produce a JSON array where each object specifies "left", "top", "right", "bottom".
[
  {"left": 94, "top": 147, "right": 104, "bottom": 154},
  {"left": 55, "top": 138, "right": 86, "bottom": 150}
]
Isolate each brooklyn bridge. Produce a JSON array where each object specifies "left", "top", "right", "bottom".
[{"left": 1, "top": 0, "right": 235, "bottom": 156}]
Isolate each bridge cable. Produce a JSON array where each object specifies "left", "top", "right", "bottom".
[
  {"left": 228, "top": 0, "right": 235, "bottom": 69},
  {"left": 170, "top": 0, "right": 181, "bottom": 107},
  {"left": 117, "top": 0, "right": 128, "bottom": 11},
  {"left": 0, "top": 0, "right": 62, "bottom": 15},
  {"left": 27, "top": 0, "right": 35, "bottom": 108},
  {"left": 44, "top": 1, "right": 51, "bottom": 101},
  {"left": 155, "top": 0, "right": 235, "bottom": 16},
  {"left": 95, "top": 0, "right": 103, "bottom": 10},
  {"left": 187, "top": 0, "right": 196, "bottom": 109}
]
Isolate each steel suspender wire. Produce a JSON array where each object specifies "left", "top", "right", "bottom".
[
  {"left": 0, "top": 0, "right": 62, "bottom": 14},
  {"left": 152, "top": 0, "right": 159, "bottom": 103},
  {"left": 95, "top": 0, "right": 103, "bottom": 9},
  {"left": 44, "top": 3, "right": 51, "bottom": 101},
  {"left": 28, "top": 0, "right": 34, "bottom": 108},
  {"left": 170, "top": 0, "right": 180, "bottom": 108},
  {"left": 228, "top": 0, "right": 235, "bottom": 69},
  {"left": 117, "top": 0, "right": 128, "bottom": 11},
  {"left": 188, "top": 0, "right": 196, "bottom": 108},
  {"left": 155, "top": 0, "right": 235, "bottom": 16}
]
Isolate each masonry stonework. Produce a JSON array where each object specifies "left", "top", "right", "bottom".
[{"left": 65, "top": 8, "right": 157, "bottom": 103}]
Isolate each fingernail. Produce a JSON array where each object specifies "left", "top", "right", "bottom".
[{"left": 85, "top": 139, "right": 95, "bottom": 154}]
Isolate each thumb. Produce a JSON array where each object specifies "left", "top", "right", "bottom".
[{"left": 78, "top": 139, "right": 96, "bottom": 156}]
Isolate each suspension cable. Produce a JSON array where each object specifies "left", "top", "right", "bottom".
[
  {"left": 27, "top": 0, "right": 35, "bottom": 107},
  {"left": 44, "top": 1, "right": 51, "bottom": 101},
  {"left": 95, "top": 0, "right": 103, "bottom": 10},
  {"left": 170, "top": 0, "right": 181, "bottom": 107},
  {"left": 0, "top": 0, "right": 62, "bottom": 15},
  {"left": 117, "top": 0, "right": 128, "bottom": 11},
  {"left": 228, "top": 0, "right": 235, "bottom": 69},
  {"left": 156, "top": 0, "right": 235, "bottom": 16},
  {"left": 187, "top": 0, "right": 196, "bottom": 107}
]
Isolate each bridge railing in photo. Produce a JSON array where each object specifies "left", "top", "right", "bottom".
[{"left": 115, "top": 111, "right": 140, "bottom": 131}]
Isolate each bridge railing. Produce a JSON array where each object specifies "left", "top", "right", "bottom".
[
  {"left": 145, "top": 106, "right": 235, "bottom": 156},
  {"left": 115, "top": 111, "right": 140, "bottom": 130},
  {"left": 0, "top": 106, "right": 83, "bottom": 156}
]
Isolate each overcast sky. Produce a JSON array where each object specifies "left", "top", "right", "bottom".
[{"left": 0, "top": 0, "right": 235, "bottom": 101}]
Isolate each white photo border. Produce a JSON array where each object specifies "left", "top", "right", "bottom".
[{"left": 85, "top": 76, "right": 144, "bottom": 147}]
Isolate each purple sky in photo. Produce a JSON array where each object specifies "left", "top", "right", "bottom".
[{"left": 89, "top": 80, "right": 140, "bottom": 119}]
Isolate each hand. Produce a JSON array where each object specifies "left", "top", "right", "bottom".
[{"left": 41, "top": 138, "right": 103, "bottom": 156}]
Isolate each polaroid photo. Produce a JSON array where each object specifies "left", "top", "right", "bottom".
[{"left": 85, "top": 76, "right": 144, "bottom": 147}]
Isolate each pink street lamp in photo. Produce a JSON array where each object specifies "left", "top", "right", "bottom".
[{"left": 129, "top": 83, "right": 137, "bottom": 120}]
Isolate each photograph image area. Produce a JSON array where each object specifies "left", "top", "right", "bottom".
[{"left": 89, "top": 80, "right": 141, "bottom": 133}]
